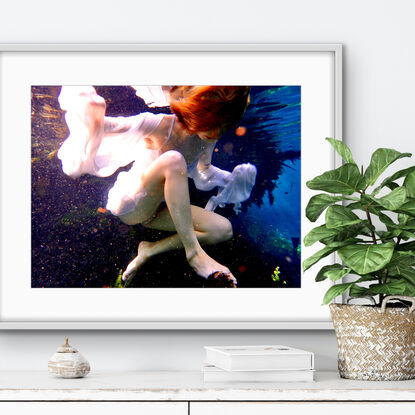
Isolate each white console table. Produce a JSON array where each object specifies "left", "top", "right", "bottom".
[{"left": 1, "top": 371, "right": 415, "bottom": 414}]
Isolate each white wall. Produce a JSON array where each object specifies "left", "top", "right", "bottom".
[{"left": 0, "top": 0, "right": 414, "bottom": 372}]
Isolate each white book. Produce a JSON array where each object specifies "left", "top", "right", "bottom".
[
  {"left": 204, "top": 345, "right": 314, "bottom": 371},
  {"left": 202, "top": 363, "right": 315, "bottom": 383}
]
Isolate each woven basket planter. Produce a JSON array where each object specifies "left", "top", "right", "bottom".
[{"left": 330, "top": 296, "right": 415, "bottom": 381}]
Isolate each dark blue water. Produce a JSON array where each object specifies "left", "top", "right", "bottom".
[
  {"left": 31, "top": 85, "right": 301, "bottom": 288},
  {"left": 207, "top": 86, "right": 301, "bottom": 287},
  {"left": 243, "top": 86, "right": 301, "bottom": 246}
]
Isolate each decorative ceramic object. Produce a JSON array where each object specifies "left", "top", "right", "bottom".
[{"left": 48, "top": 338, "right": 90, "bottom": 378}]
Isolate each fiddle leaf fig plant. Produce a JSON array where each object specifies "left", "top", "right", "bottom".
[{"left": 303, "top": 138, "right": 415, "bottom": 306}]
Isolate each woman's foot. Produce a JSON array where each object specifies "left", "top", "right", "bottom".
[
  {"left": 207, "top": 272, "right": 238, "bottom": 288},
  {"left": 121, "top": 241, "right": 154, "bottom": 287},
  {"left": 187, "top": 250, "right": 237, "bottom": 287}
]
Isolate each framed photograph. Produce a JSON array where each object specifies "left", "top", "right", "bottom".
[{"left": 0, "top": 44, "right": 342, "bottom": 329}]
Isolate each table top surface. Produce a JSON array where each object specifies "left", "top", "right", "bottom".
[{"left": 0, "top": 371, "right": 415, "bottom": 401}]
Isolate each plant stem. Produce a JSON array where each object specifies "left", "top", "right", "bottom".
[
  {"left": 359, "top": 239, "right": 393, "bottom": 243},
  {"left": 362, "top": 192, "right": 382, "bottom": 305},
  {"left": 382, "top": 268, "right": 388, "bottom": 285},
  {"left": 378, "top": 269, "right": 389, "bottom": 306},
  {"left": 364, "top": 202, "right": 382, "bottom": 305},
  {"left": 365, "top": 206, "right": 378, "bottom": 245}
]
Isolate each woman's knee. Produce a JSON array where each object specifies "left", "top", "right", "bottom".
[
  {"left": 223, "top": 219, "right": 233, "bottom": 241},
  {"left": 211, "top": 217, "right": 233, "bottom": 243},
  {"left": 159, "top": 150, "right": 187, "bottom": 176}
]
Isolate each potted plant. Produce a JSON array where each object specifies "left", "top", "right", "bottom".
[{"left": 303, "top": 138, "right": 415, "bottom": 381}]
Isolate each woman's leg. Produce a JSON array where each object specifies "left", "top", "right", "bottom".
[
  {"left": 122, "top": 205, "right": 234, "bottom": 281},
  {"left": 119, "top": 151, "right": 234, "bottom": 281}
]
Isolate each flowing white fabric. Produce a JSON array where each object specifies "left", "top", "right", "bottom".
[
  {"left": 131, "top": 86, "right": 171, "bottom": 108},
  {"left": 58, "top": 86, "right": 164, "bottom": 179},
  {"left": 58, "top": 85, "right": 257, "bottom": 217},
  {"left": 188, "top": 163, "right": 257, "bottom": 213},
  {"left": 202, "top": 164, "right": 257, "bottom": 214},
  {"left": 58, "top": 86, "right": 165, "bottom": 216},
  {"left": 188, "top": 164, "right": 231, "bottom": 191}
]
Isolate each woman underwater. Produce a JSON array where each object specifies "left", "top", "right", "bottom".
[{"left": 57, "top": 85, "right": 257, "bottom": 287}]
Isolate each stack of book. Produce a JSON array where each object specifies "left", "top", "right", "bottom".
[{"left": 203, "top": 345, "right": 314, "bottom": 383}]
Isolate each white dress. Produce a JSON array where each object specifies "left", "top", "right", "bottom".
[{"left": 57, "top": 86, "right": 257, "bottom": 217}]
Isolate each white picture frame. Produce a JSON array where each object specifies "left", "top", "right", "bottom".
[{"left": 0, "top": 43, "right": 342, "bottom": 329}]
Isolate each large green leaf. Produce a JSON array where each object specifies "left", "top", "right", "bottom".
[
  {"left": 320, "top": 224, "right": 371, "bottom": 245},
  {"left": 356, "top": 274, "right": 381, "bottom": 283},
  {"left": 396, "top": 241, "right": 415, "bottom": 252},
  {"left": 404, "top": 171, "right": 415, "bottom": 198},
  {"left": 397, "top": 215, "right": 415, "bottom": 239},
  {"left": 305, "top": 194, "right": 352, "bottom": 222},
  {"left": 304, "top": 225, "right": 341, "bottom": 247},
  {"left": 338, "top": 242, "right": 395, "bottom": 275},
  {"left": 325, "top": 266, "right": 351, "bottom": 282},
  {"left": 348, "top": 201, "right": 384, "bottom": 217},
  {"left": 348, "top": 274, "right": 382, "bottom": 298},
  {"left": 388, "top": 251, "right": 415, "bottom": 266},
  {"left": 400, "top": 231, "right": 415, "bottom": 241},
  {"left": 315, "top": 264, "right": 344, "bottom": 282},
  {"left": 346, "top": 222, "right": 374, "bottom": 238},
  {"left": 360, "top": 193, "right": 382, "bottom": 207},
  {"left": 403, "top": 280, "right": 415, "bottom": 296},
  {"left": 376, "top": 186, "right": 407, "bottom": 210},
  {"left": 377, "top": 229, "right": 402, "bottom": 241},
  {"left": 369, "top": 280, "right": 407, "bottom": 296},
  {"left": 387, "top": 262, "right": 415, "bottom": 285},
  {"left": 306, "top": 164, "right": 366, "bottom": 195},
  {"left": 388, "top": 264, "right": 415, "bottom": 284},
  {"left": 325, "top": 205, "right": 362, "bottom": 229},
  {"left": 302, "top": 246, "right": 338, "bottom": 272},
  {"left": 315, "top": 264, "right": 351, "bottom": 282},
  {"left": 372, "top": 166, "right": 415, "bottom": 196},
  {"left": 349, "top": 284, "right": 371, "bottom": 298},
  {"left": 364, "top": 148, "right": 412, "bottom": 186},
  {"left": 379, "top": 227, "right": 415, "bottom": 241},
  {"left": 398, "top": 213, "right": 409, "bottom": 224},
  {"left": 326, "top": 137, "right": 356, "bottom": 165},
  {"left": 385, "top": 182, "right": 400, "bottom": 191},
  {"left": 398, "top": 199, "right": 415, "bottom": 217},
  {"left": 303, "top": 240, "right": 358, "bottom": 272},
  {"left": 378, "top": 278, "right": 415, "bottom": 297},
  {"left": 378, "top": 212, "right": 395, "bottom": 226},
  {"left": 379, "top": 212, "right": 415, "bottom": 231},
  {"left": 322, "top": 282, "right": 354, "bottom": 305},
  {"left": 400, "top": 267, "right": 415, "bottom": 284}
]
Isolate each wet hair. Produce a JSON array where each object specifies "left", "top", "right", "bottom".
[{"left": 169, "top": 86, "right": 250, "bottom": 135}]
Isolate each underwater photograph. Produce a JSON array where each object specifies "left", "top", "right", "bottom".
[{"left": 31, "top": 85, "right": 301, "bottom": 288}]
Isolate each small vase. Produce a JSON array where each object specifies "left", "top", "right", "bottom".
[{"left": 48, "top": 338, "right": 90, "bottom": 378}]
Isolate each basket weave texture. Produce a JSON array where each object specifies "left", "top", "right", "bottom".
[{"left": 330, "top": 303, "right": 415, "bottom": 381}]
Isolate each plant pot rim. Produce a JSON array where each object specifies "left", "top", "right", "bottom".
[{"left": 330, "top": 302, "right": 415, "bottom": 314}]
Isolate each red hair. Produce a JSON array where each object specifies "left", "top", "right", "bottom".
[{"left": 169, "top": 86, "right": 250, "bottom": 135}]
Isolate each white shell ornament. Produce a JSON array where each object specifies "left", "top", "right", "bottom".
[{"left": 48, "top": 338, "right": 90, "bottom": 378}]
